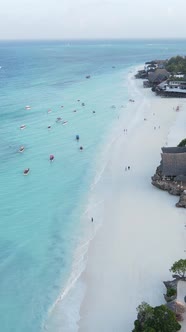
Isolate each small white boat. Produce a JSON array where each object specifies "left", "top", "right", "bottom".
[
  {"left": 62, "top": 121, "right": 68, "bottom": 125},
  {"left": 19, "top": 146, "right": 24, "bottom": 153},
  {"left": 20, "top": 124, "right": 26, "bottom": 130},
  {"left": 25, "top": 105, "right": 31, "bottom": 110}
]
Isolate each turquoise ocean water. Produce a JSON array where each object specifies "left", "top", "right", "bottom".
[{"left": 1, "top": 39, "right": 186, "bottom": 332}]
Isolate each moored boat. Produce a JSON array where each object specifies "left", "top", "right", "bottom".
[
  {"left": 56, "top": 117, "right": 62, "bottom": 123},
  {"left": 23, "top": 168, "right": 30, "bottom": 175},
  {"left": 19, "top": 146, "right": 24, "bottom": 153},
  {"left": 20, "top": 124, "right": 26, "bottom": 130}
]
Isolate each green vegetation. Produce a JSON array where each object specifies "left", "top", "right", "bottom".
[
  {"left": 132, "top": 302, "right": 181, "bottom": 332},
  {"left": 165, "top": 56, "right": 186, "bottom": 74},
  {"left": 178, "top": 138, "right": 186, "bottom": 147},
  {"left": 166, "top": 287, "right": 177, "bottom": 297},
  {"left": 170, "top": 259, "right": 186, "bottom": 278}
]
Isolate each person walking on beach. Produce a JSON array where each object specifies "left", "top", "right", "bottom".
[
  {"left": 91, "top": 217, "right": 93, "bottom": 222},
  {"left": 128, "top": 166, "right": 130, "bottom": 170}
]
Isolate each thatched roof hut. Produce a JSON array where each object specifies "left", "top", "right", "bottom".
[
  {"left": 162, "top": 147, "right": 186, "bottom": 154},
  {"left": 161, "top": 147, "right": 186, "bottom": 176},
  {"left": 148, "top": 69, "right": 170, "bottom": 84}
]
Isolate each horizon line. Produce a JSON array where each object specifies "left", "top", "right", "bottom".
[{"left": 0, "top": 37, "right": 186, "bottom": 42}]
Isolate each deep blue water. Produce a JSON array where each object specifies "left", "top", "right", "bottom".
[{"left": 0, "top": 39, "right": 186, "bottom": 332}]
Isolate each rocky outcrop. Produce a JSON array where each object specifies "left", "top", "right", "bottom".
[
  {"left": 164, "top": 294, "right": 177, "bottom": 302},
  {"left": 151, "top": 165, "right": 185, "bottom": 207},
  {"left": 176, "top": 191, "right": 186, "bottom": 208},
  {"left": 152, "top": 178, "right": 182, "bottom": 195},
  {"left": 163, "top": 279, "right": 178, "bottom": 304},
  {"left": 164, "top": 279, "right": 178, "bottom": 291}
]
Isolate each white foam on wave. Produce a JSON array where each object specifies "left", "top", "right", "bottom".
[
  {"left": 43, "top": 200, "right": 104, "bottom": 331},
  {"left": 43, "top": 240, "right": 89, "bottom": 331}
]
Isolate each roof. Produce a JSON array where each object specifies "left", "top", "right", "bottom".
[
  {"left": 148, "top": 69, "right": 170, "bottom": 83},
  {"left": 161, "top": 152, "right": 186, "bottom": 176},
  {"left": 145, "top": 61, "right": 157, "bottom": 65},
  {"left": 162, "top": 147, "right": 186, "bottom": 154}
]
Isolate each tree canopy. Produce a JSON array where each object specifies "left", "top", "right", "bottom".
[
  {"left": 178, "top": 138, "right": 186, "bottom": 147},
  {"left": 170, "top": 259, "right": 186, "bottom": 278},
  {"left": 133, "top": 303, "right": 181, "bottom": 332},
  {"left": 165, "top": 56, "right": 186, "bottom": 74}
]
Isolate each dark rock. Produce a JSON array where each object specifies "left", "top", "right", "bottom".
[
  {"left": 163, "top": 279, "right": 178, "bottom": 290},
  {"left": 151, "top": 162, "right": 184, "bottom": 202},
  {"left": 176, "top": 191, "right": 186, "bottom": 208},
  {"left": 164, "top": 294, "right": 177, "bottom": 302},
  {"left": 152, "top": 160, "right": 186, "bottom": 207},
  {"left": 151, "top": 178, "right": 182, "bottom": 195}
]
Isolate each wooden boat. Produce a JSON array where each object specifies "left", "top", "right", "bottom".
[{"left": 23, "top": 168, "right": 30, "bottom": 175}]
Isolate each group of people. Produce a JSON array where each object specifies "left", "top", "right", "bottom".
[{"left": 153, "top": 125, "right": 160, "bottom": 130}]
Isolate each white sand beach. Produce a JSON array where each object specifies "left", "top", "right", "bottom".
[{"left": 78, "top": 70, "right": 186, "bottom": 331}]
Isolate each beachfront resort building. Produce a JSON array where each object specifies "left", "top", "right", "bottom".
[
  {"left": 135, "top": 60, "right": 165, "bottom": 79},
  {"left": 148, "top": 69, "right": 170, "bottom": 86},
  {"left": 155, "top": 80, "right": 186, "bottom": 97},
  {"left": 144, "top": 61, "right": 158, "bottom": 72},
  {"left": 161, "top": 147, "right": 186, "bottom": 177},
  {"left": 143, "top": 69, "right": 170, "bottom": 88}
]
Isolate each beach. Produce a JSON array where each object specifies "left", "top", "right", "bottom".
[{"left": 78, "top": 70, "right": 186, "bottom": 331}]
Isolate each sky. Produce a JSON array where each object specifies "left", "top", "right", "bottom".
[{"left": 0, "top": 0, "right": 186, "bottom": 40}]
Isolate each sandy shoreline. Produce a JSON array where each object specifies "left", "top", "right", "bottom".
[{"left": 78, "top": 69, "right": 186, "bottom": 331}]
